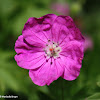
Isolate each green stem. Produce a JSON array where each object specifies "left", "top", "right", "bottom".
[{"left": 61, "top": 78, "right": 64, "bottom": 100}]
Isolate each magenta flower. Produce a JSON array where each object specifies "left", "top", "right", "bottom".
[
  {"left": 15, "top": 14, "right": 85, "bottom": 86},
  {"left": 51, "top": 3, "right": 70, "bottom": 16},
  {"left": 84, "top": 35, "right": 93, "bottom": 51}
]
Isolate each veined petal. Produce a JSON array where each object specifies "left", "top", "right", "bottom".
[
  {"left": 60, "top": 56, "right": 81, "bottom": 80},
  {"left": 42, "top": 14, "right": 57, "bottom": 25},
  {"left": 15, "top": 52, "right": 46, "bottom": 69},
  {"left": 59, "top": 40, "right": 84, "bottom": 80},
  {"left": 22, "top": 14, "right": 57, "bottom": 43},
  {"left": 15, "top": 35, "right": 44, "bottom": 54},
  {"left": 51, "top": 23, "right": 72, "bottom": 43},
  {"left": 29, "top": 58, "right": 64, "bottom": 86},
  {"left": 60, "top": 15, "right": 84, "bottom": 42},
  {"left": 15, "top": 35, "right": 46, "bottom": 69},
  {"left": 60, "top": 40, "right": 84, "bottom": 59},
  {"left": 51, "top": 15, "right": 84, "bottom": 43}
]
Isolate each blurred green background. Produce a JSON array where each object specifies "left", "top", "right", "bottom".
[{"left": 0, "top": 0, "right": 100, "bottom": 100}]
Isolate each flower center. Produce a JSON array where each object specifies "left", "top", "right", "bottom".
[{"left": 44, "top": 40, "right": 61, "bottom": 58}]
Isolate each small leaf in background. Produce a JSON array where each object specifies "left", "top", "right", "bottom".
[
  {"left": 86, "top": 93, "right": 100, "bottom": 100},
  {"left": 12, "top": 6, "right": 51, "bottom": 35},
  {"left": 37, "top": 86, "right": 50, "bottom": 95}
]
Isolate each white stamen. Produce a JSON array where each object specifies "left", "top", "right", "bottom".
[{"left": 44, "top": 40, "right": 61, "bottom": 58}]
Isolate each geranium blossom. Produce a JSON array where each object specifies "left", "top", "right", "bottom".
[
  {"left": 51, "top": 3, "right": 70, "bottom": 16},
  {"left": 14, "top": 14, "right": 85, "bottom": 86},
  {"left": 84, "top": 35, "right": 93, "bottom": 51}
]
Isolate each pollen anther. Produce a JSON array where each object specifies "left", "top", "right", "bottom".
[{"left": 44, "top": 41, "right": 61, "bottom": 58}]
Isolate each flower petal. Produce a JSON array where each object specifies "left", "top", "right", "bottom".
[
  {"left": 61, "top": 56, "right": 81, "bottom": 80},
  {"left": 51, "top": 15, "right": 84, "bottom": 44},
  {"left": 15, "top": 35, "right": 44, "bottom": 54},
  {"left": 22, "top": 14, "right": 57, "bottom": 43},
  {"left": 59, "top": 15, "right": 84, "bottom": 41},
  {"left": 29, "top": 58, "right": 64, "bottom": 86},
  {"left": 42, "top": 14, "right": 57, "bottom": 25},
  {"left": 15, "top": 52, "right": 46, "bottom": 69},
  {"left": 60, "top": 40, "right": 84, "bottom": 59},
  {"left": 59, "top": 40, "right": 84, "bottom": 80},
  {"left": 15, "top": 35, "right": 46, "bottom": 69},
  {"left": 51, "top": 23, "right": 72, "bottom": 43}
]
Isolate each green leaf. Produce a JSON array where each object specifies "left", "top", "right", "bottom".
[
  {"left": 86, "top": 93, "right": 100, "bottom": 100},
  {"left": 0, "top": 51, "right": 31, "bottom": 93},
  {"left": 97, "top": 82, "right": 100, "bottom": 87},
  {"left": 0, "top": 0, "right": 17, "bottom": 17},
  {"left": 37, "top": 86, "right": 49, "bottom": 95},
  {"left": 12, "top": 6, "right": 51, "bottom": 35}
]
